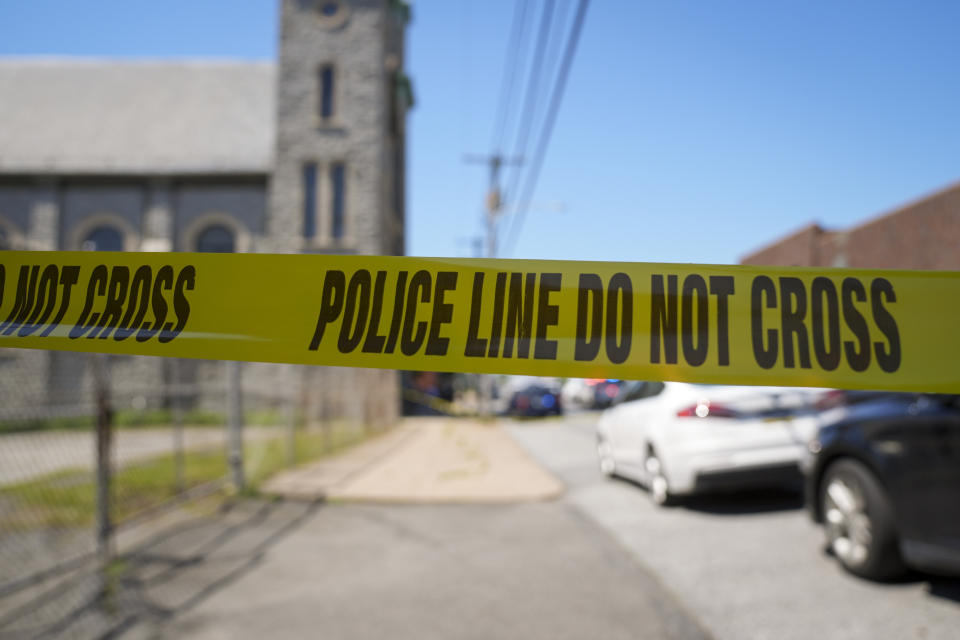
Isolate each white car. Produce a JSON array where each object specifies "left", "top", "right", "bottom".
[
  {"left": 560, "top": 378, "right": 595, "bottom": 409},
  {"left": 596, "top": 381, "right": 827, "bottom": 505}
]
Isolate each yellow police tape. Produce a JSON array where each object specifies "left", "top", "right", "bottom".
[{"left": 0, "top": 250, "right": 957, "bottom": 393}]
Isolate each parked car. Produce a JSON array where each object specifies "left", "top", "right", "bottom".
[
  {"left": 803, "top": 393, "right": 960, "bottom": 579},
  {"left": 596, "top": 381, "right": 826, "bottom": 505},
  {"left": 561, "top": 378, "right": 595, "bottom": 410},
  {"left": 592, "top": 379, "right": 623, "bottom": 409},
  {"left": 506, "top": 383, "right": 563, "bottom": 417}
]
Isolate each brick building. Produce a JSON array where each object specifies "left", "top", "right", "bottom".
[
  {"left": 0, "top": 0, "right": 413, "bottom": 423},
  {"left": 741, "top": 180, "right": 960, "bottom": 270}
]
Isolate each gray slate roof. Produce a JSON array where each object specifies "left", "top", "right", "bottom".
[{"left": 0, "top": 59, "right": 275, "bottom": 174}]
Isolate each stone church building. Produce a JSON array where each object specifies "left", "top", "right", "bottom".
[{"left": 0, "top": 0, "right": 413, "bottom": 423}]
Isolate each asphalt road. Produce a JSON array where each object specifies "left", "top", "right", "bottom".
[
  {"left": 508, "top": 412, "right": 960, "bottom": 640},
  {"left": 154, "top": 501, "right": 707, "bottom": 640}
]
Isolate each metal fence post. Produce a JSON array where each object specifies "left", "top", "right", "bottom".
[
  {"left": 285, "top": 366, "right": 297, "bottom": 467},
  {"left": 171, "top": 358, "right": 185, "bottom": 494},
  {"left": 91, "top": 355, "right": 113, "bottom": 594},
  {"left": 227, "top": 361, "right": 245, "bottom": 491}
]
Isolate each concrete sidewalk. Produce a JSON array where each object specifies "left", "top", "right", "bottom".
[{"left": 262, "top": 418, "right": 563, "bottom": 503}]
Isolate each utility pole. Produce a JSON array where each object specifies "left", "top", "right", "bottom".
[
  {"left": 464, "top": 153, "right": 522, "bottom": 416},
  {"left": 463, "top": 153, "right": 522, "bottom": 258}
]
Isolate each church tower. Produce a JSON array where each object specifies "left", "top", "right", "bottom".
[
  {"left": 264, "top": 0, "right": 411, "bottom": 427},
  {"left": 269, "top": 0, "right": 411, "bottom": 256}
]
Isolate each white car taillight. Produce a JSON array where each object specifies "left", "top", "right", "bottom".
[{"left": 676, "top": 400, "right": 737, "bottom": 419}]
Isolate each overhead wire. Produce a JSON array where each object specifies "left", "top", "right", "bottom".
[
  {"left": 538, "top": 0, "right": 574, "bottom": 125},
  {"left": 499, "top": 0, "right": 571, "bottom": 235},
  {"left": 502, "top": 0, "right": 590, "bottom": 256},
  {"left": 489, "top": 0, "right": 533, "bottom": 155},
  {"left": 500, "top": 0, "right": 557, "bottom": 216}
]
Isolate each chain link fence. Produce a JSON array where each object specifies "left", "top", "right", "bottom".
[{"left": 0, "top": 348, "right": 398, "bottom": 638}]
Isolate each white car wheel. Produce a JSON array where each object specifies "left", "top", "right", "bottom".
[
  {"left": 597, "top": 439, "right": 616, "bottom": 477},
  {"left": 645, "top": 451, "right": 672, "bottom": 506}
]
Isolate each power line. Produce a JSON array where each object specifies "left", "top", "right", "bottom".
[
  {"left": 501, "top": 0, "right": 557, "bottom": 216},
  {"left": 499, "top": 0, "right": 571, "bottom": 237},
  {"left": 533, "top": 0, "right": 574, "bottom": 144},
  {"left": 490, "top": 0, "right": 533, "bottom": 154},
  {"left": 502, "top": 0, "right": 590, "bottom": 256}
]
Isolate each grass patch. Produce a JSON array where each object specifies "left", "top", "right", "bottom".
[
  {"left": 0, "top": 422, "right": 373, "bottom": 529},
  {"left": 0, "top": 469, "right": 98, "bottom": 529},
  {"left": 113, "top": 448, "right": 229, "bottom": 517},
  {"left": 114, "top": 408, "right": 227, "bottom": 428},
  {"left": 244, "top": 409, "right": 295, "bottom": 427},
  {"left": 244, "top": 423, "right": 368, "bottom": 488},
  {"left": 0, "top": 415, "right": 96, "bottom": 434},
  {"left": 0, "top": 408, "right": 288, "bottom": 434},
  {"left": 0, "top": 449, "right": 229, "bottom": 529}
]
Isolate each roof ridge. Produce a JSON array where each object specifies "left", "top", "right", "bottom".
[
  {"left": 738, "top": 222, "right": 827, "bottom": 262},
  {"left": 845, "top": 179, "right": 960, "bottom": 233}
]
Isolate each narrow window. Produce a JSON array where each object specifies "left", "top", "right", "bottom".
[
  {"left": 388, "top": 72, "right": 398, "bottom": 136},
  {"left": 331, "top": 163, "right": 345, "bottom": 240},
  {"left": 303, "top": 162, "right": 317, "bottom": 238},
  {"left": 319, "top": 65, "right": 335, "bottom": 121},
  {"left": 394, "top": 141, "right": 404, "bottom": 217}
]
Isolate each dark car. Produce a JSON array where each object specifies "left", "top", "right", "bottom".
[
  {"left": 507, "top": 384, "right": 563, "bottom": 417},
  {"left": 804, "top": 393, "right": 960, "bottom": 579},
  {"left": 592, "top": 379, "right": 623, "bottom": 409}
]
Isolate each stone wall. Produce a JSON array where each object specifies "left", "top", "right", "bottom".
[
  {"left": 266, "top": 0, "right": 405, "bottom": 427},
  {"left": 0, "top": 177, "right": 268, "bottom": 410},
  {"left": 1, "top": 177, "right": 268, "bottom": 253},
  {"left": 270, "top": 0, "right": 395, "bottom": 255},
  {"left": 0, "top": 0, "right": 407, "bottom": 429}
]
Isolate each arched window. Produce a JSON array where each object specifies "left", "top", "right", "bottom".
[
  {"left": 82, "top": 226, "right": 124, "bottom": 251},
  {"left": 195, "top": 224, "right": 235, "bottom": 253}
]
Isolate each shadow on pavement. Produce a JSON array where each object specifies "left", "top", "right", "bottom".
[
  {"left": 611, "top": 475, "right": 804, "bottom": 515},
  {"left": 679, "top": 488, "right": 804, "bottom": 515},
  {"left": 1, "top": 498, "right": 319, "bottom": 640},
  {"left": 817, "top": 547, "right": 960, "bottom": 604},
  {"left": 926, "top": 577, "right": 960, "bottom": 604}
]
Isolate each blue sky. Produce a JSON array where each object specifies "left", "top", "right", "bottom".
[{"left": 2, "top": 1, "right": 958, "bottom": 265}]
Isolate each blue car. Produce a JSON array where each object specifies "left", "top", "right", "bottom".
[{"left": 507, "top": 384, "right": 563, "bottom": 417}]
